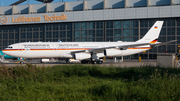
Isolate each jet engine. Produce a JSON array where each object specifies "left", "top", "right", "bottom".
[
  {"left": 104, "top": 49, "right": 122, "bottom": 57},
  {"left": 74, "top": 53, "right": 91, "bottom": 60}
]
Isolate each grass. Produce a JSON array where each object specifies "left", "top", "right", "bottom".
[{"left": 0, "top": 64, "right": 180, "bottom": 100}]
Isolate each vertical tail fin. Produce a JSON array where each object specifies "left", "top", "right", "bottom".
[{"left": 136, "top": 21, "right": 164, "bottom": 43}]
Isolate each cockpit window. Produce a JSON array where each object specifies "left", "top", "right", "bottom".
[{"left": 7, "top": 46, "right": 13, "bottom": 49}]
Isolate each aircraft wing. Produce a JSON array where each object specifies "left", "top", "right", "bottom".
[{"left": 71, "top": 42, "right": 150, "bottom": 54}]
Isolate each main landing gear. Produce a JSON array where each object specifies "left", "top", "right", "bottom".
[{"left": 81, "top": 59, "right": 103, "bottom": 64}]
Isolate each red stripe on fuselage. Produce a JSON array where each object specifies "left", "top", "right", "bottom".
[
  {"left": 3, "top": 48, "right": 92, "bottom": 51},
  {"left": 3, "top": 47, "right": 152, "bottom": 52}
]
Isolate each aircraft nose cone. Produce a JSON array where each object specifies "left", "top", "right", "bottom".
[{"left": 2, "top": 49, "right": 7, "bottom": 54}]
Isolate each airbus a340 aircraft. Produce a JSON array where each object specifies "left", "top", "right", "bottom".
[{"left": 2, "top": 21, "right": 177, "bottom": 64}]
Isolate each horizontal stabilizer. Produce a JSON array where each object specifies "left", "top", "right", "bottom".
[{"left": 151, "top": 40, "right": 177, "bottom": 47}]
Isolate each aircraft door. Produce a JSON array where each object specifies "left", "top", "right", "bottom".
[
  {"left": 24, "top": 47, "right": 30, "bottom": 53},
  {"left": 18, "top": 45, "right": 23, "bottom": 51},
  {"left": 53, "top": 44, "right": 58, "bottom": 50}
]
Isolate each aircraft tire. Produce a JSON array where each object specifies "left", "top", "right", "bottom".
[
  {"left": 97, "top": 61, "right": 103, "bottom": 64},
  {"left": 81, "top": 60, "right": 85, "bottom": 64},
  {"left": 20, "top": 61, "right": 24, "bottom": 64},
  {"left": 81, "top": 60, "right": 91, "bottom": 64},
  {"left": 91, "top": 61, "right": 96, "bottom": 64}
]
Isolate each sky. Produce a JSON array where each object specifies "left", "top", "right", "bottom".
[{"left": 0, "top": 0, "right": 83, "bottom": 6}]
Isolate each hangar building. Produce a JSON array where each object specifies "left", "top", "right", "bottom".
[{"left": 0, "top": 0, "right": 180, "bottom": 60}]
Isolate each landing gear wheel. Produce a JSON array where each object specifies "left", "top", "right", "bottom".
[
  {"left": 91, "top": 61, "right": 96, "bottom": 64},
  {"left": 81, "top": 60, "right": 91, "bottom": 64},
  {"left": 97, "top": 61, "right": 103, "bottom": 64},
  {"left": 81, "top": 60, "right": 85, "bottom": 64},
  {"left": 65, "top": 60, "right": 69, "bottom": 63},
  {"left": 20, "top": 61, "right": 24, "bottom": 64}
]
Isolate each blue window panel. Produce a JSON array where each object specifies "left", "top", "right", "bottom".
[
  {"left": 140, "top": 20, "right": 148, "bottom": 27},
  {"left": 60, "top": 24, "right": 66, "bottom": 30},
  {"left": 33, "top": 32, "right": 39, "bottom": 38},
  {"left": 60, "top": 31, "right": 66, "bottom": 38},
  {"left": 167, "top": 19, "right": 175, "bottom": 27},
  {"left": 106, "top": 21, "right": 113, "bottom": 28},
  {"left": 140, "top": 28, "right": 148, "bottom": 37},
  {"left": 158, "top": 36, "right": 166, "bottom": 42},
  {"left": 114, "top": 37, "right": 121, "bottom": 41},
  {"left": 167, "top": 45, "right": 175, "bottom": 53},
  {"left": 46, "top": 32, "right": 51, "bottom": 38},
  {"left": 167, "top": 28, "right": 175, "bottom": 35},
  {"left": 131, "top": 20, "right": 138, "bottom": 28},
  {"left": 177, "top": 18, "right": 180, "bottom": 26},
  {"left": 89, "top": 30, "right": 95, "bottom": 37},
  {"left": 74, "top": 23, "right": 80, "bottom": 29},
  {"left": 27, "top": 32, "right": 32, "bottom": 39},
  {"left": 20, "top": 33, "right": 26, "bottom": 39},
  {"left": 158, "top": 45, "right": 166, "bottom": 53},
  {"left": 96, "top": 22, "right": 103, "bottom": 29},
  {"left": 106, "top": 38, "right": 113, "bottom": 42},
  {"left": 167, "top": 36, "right": 175, "bottom": 42},
  {"left": 123, "top": 21, "right": 130, "bottom": 28},
  {"left": 53, "top": 24, "right": 59, "bottom": 30},
  {"left": 0, "top": 33, "right": 2, "bottom": 39},
  {"left": 160, "top": 28, "right": 166, "bottom": 35},
  {"left": 89, "top": 22, "right": 95, "bottom": 29},
  {"left": 123, "top": 37, "right": 130, "bottom": 42},
  {"left": 114, "top": 21, "right": 121, "bottom": 28},
  {"left": 74, "top": 31, "right": 80, "bottom": 37},
  {"left": 89, "top": 38, "right": 95, "bottom": 42},
  {"left": 106, "top": 29, "right": 113, "bottom": 37},
  {"left": 131, "top": 29, "right": 138, "bottom": 36},
  {"left": 177, "top": 28, "right": 180, "bottom": 35},
  {"left": 9, "top": 40, "right": 14, "bottom": 45},
  {"left": 96, "top": 30, "right": 103, "bottom": 37},
  {"left": 46, "top": 25, "right": 51, "bottom": 31},
  {"left": 131, "top": 37, "right": 138, "bottom": 42},
  {"left": 114, "top": 29, "right": 121, "bottom": 37},
  {"left": 81, "top": 31, "right": 87, "bottom": 37},
  {"left": 81, "top": 23, "right": 87, "bottom": 29},
  {"left": 75, "top": 38, "right": 80, "bottom": 42},
  {"left": 81, "top": 38, "right": 87, "bottom": 42},
  {"left": 53, "top": 31, "right": 58, "bottom": 38},
  {"left": 96, "top": 38, "right": 103, "bottom": 42},
  {"left": 9, "top": 33, "right": 14, "bottom": 39},
  {"left": 123, "top": 29, "right": 130, "bottom": 36}
]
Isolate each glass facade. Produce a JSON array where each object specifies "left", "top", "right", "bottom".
[{"left": 0, "top": 18, "right": 179, "bottom": 60}]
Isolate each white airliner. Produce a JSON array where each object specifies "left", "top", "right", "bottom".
[{"left": 2, "top": 21, "right": 177, "bottom": 64}]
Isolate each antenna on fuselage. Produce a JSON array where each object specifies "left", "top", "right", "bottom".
[{"left": 57, "top": 39, "right": 62, "bottom": 42}]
